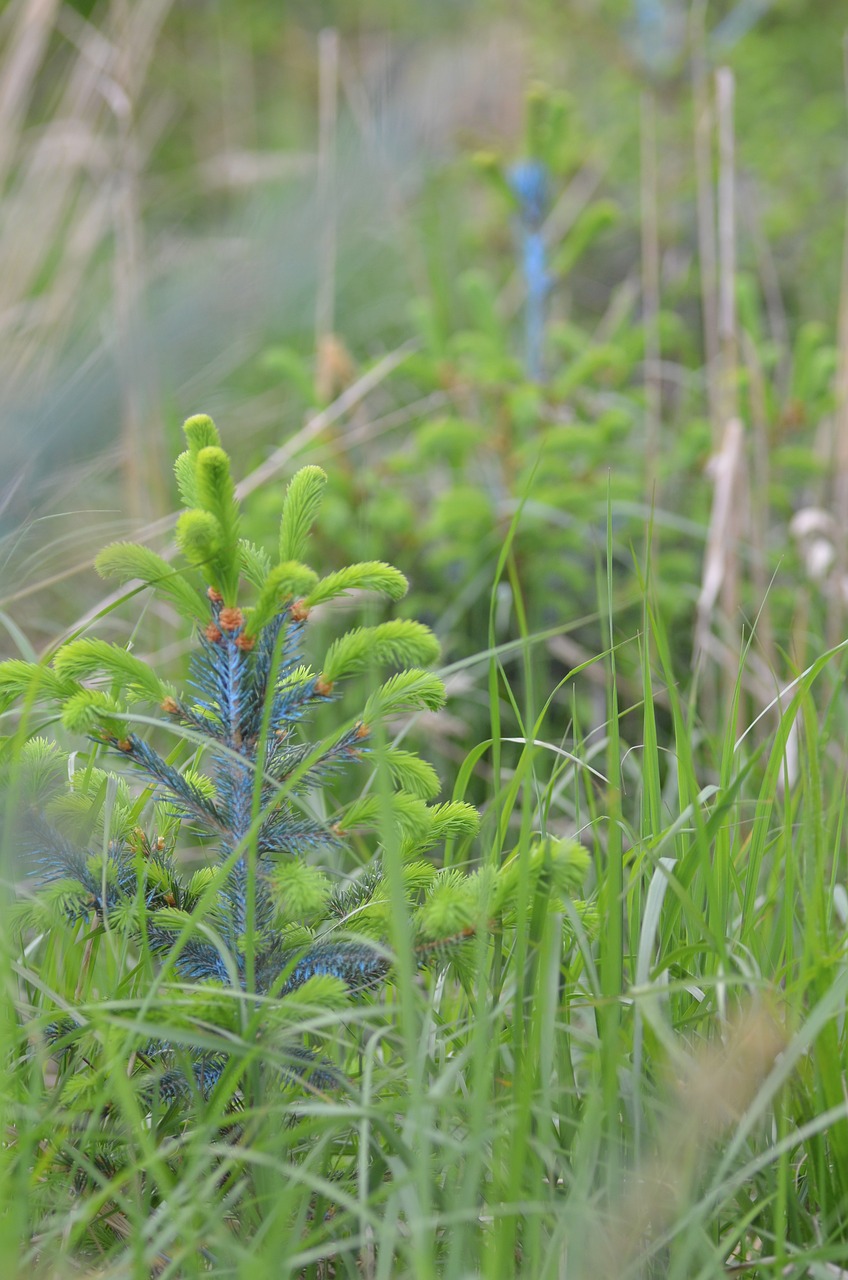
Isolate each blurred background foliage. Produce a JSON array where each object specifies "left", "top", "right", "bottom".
[{"left": 0, "top": 0, "right": 846, "bottom": 756}]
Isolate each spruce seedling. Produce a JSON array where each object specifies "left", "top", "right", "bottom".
[
  {"left": 1, "top": 415, "right": 590, "bottom": 1264},
  {"left": 4, "top": 415, "right": 489, "bottom": 1104},
  {"left": 0, "top": 414, "right": 596, "bottom": 1277}
]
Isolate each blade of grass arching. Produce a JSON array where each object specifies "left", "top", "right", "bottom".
[
  {"left": 567, "top": 678, "right": 601, "bottom": 875},
  {"left": 646, "top": 592, "right": 769, "bottom": 983},
  {"left": 645, "top": 761, "right": 756, "bottom": 975},
  {"left": 0, "top": 610, "right": 38, "bottom": 662},
  {"left": 766, "top": 692, "right": 800, "bottom": 1009},
  {"left": 739, "top": 638, "right": 848, "bottom": 931},
  {"left": 442, "top": 636, "right": 614, "bottom": 841},
  {"left": 631, "top": 853, "right": 678, "bottom": 1159}
]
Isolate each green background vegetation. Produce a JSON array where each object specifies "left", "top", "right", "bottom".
[{"left": 2, "top": 0, "right": 848, "bottom": 1274}]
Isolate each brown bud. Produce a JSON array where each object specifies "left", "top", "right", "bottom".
[
  {"left": 207, "top": 586, "right": 223, "bottom": 603},
  {"left": 205, "top": 623, "right": 223, "bottom": 644},
  {"left": 355, "top": 721, "right": 370, "bottom": 739},
  {"left": 315, "top": 676, "right": 334, "bottom": 697},
  {"left": 116, "top": 738, "right": 132, "bottom": 753},
  {"left": 161, "top": 695, "right": 180, "bottom": 716},
  {"left": 235, "top": 633, "right": 256, "bottom": 652},
  {"left": 290, "top": 599, "right": 310, "bottom": 622},
  {"left": 219, "top": 606, "right": 244, "bottom": 632}
]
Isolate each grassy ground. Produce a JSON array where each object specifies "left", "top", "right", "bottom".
[
  {"left": 2, "top": 1, "right": 848, "bottom": 1276},
  {"left": 4, "top": 509, "right": 848, "bottom": 1277}
]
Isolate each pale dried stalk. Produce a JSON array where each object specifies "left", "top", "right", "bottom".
[
  {"left": 314, "top": 27, "right": 340, "bottom": 403},
  {"left": 0, "top": 0, "right": 172, "bottom": 397},
  {"left": 238, "top": 339, "right": 417, "bottom": 501},
  {"left": 695, "top": 67, "right": 747, "bottom": 722},
  {"left": 0, "top": 0, "right": 61, "bottom": 192},
  {"left": 690, "top": 0, "right": 720, "bottom": 445},
  {"left": 695, "top": 413, "right": 745, "bottom": 665},
  {"left": 0, "top": 13, "right": 115, "bottom": 378},
  {"left": 575, "top": 1007, "right": 785, "bottom": 1280}
]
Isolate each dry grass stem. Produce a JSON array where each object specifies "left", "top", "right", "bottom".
[{"left": 583, "top": 1007, "right": 785, "bottom": 1280}]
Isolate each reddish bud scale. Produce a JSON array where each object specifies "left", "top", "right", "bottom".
[
  {"left": 355, "top": 721, "right": 369, "bottom": 739},
  {"left": 290, "top": 600, "right": 310, "bottom": 622},
  {"left": 161, "top": 696, "right": 180, "bottom": 715},
  {"left": 116, "top": 738, "right": 132, "bottom": 753},
  {"left": 315, "top": 677, "right": 334, "bottom": 697},
  {"left": 207, "top": 587, "right": 223, "bottom": 603},
  {"left": 205, "top": 623, "right": 223, "bottom": 644},
  {"left": 235, "top": 634, "right": 256, "bottom": 652},
  {"left": 218, "top": 607, "right": 244, "bottom": 632}
]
